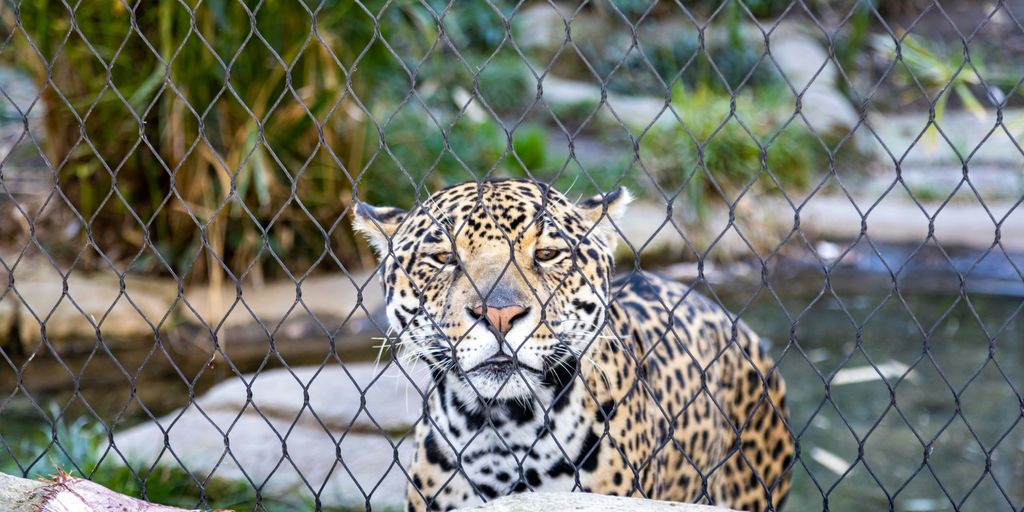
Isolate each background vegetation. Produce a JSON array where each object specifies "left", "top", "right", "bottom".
[
  {"left": 0, "top": 0, "right": 845, "bottom": 282},
  {"left": 4, "top": 0, "right": 1018, "bottom": 280}
]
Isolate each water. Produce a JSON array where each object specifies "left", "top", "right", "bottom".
[
  {"left": 744, "top": 286, "right": 1024, "bottom": 511},
  {"left": 1, "top": 244, "right": 1023, "bottom": 511}
]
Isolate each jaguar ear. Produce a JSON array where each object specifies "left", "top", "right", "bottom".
[
  {"left": 352, "top": 201, "right": 408, "bottom": 257},
  {"left": 578, "top": 187, "right": 633, "bottom": 249}
]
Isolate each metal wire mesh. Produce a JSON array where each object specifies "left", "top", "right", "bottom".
[{"left": 1, "top": 0, "right": 1023, "bottom": 511}]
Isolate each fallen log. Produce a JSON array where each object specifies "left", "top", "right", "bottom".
[{"left": 0, "top": 470, "right": 230, "bottom": 512}]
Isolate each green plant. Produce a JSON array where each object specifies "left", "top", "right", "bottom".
[
  {"left": 359, "top": 104, "right": 553, "bottom": 208},
  {"left": 570, "top": 17, "right": 780, "bottom": 97},
  {"left": 872, "top": 32, "right": 986, "bottom": 150},
  {"left": 834, "top": 0, "right": 876, "bottom": 73},
  {"left": 639, "top": 84, "right": 824, "bottom": 214},
  {"left": 509, "top": 123, "right": 548, "bottom": 171},
  {"left": 425, "top": 0, "right": 518, "bottom": 54},
  {"left": 603, "top": 0, "right": 798, "bottom": 21},
  {"left": 0, "top": 1, "right": 437, "bottom": 279}
]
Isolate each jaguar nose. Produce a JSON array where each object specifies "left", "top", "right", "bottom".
[{"left": 468, "top": 305, "right": 530, "bottom": 336}]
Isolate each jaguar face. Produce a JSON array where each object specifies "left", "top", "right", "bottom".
[{"left": 354, "top": 179, "right": 630, "bottom": 403}]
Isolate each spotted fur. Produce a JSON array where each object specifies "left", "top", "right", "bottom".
[{"left": 354, "top": 179, "right": 792, "bottom": 512}]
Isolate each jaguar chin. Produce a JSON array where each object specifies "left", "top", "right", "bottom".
[{"left": 461, "top": 359, "right": 537, "bottom": 401}]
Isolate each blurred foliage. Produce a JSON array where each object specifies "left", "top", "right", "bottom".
[
  {"left": 358, "top": 108, "right": 547, "bottom": 208},
  {"left": 0, "top": 0, "right": 548, "bottom": 280},
  {"left": 414, "top": 53, "right": 534, "bottom": 117},
  {"left": 565, "top": 3, "right": 781, "bottom": 96},
  {"left": 426, "top": 0, "right": 518, "bottom": 54},
  {"left": 833, "top": 1, "right": 876, "bottom": 73},
  {"left": 874, "top": 33, "right": 986, "bottom": 112},
  {"left": 872, "top": 32, "right": 991, "bottom": 150},
  {"left": 0, "top": 0, "right": 852, "bottom": 278},
  {"left": 639, "top": 84, "right": 827, "bottom": 214},
  {"left": 0, "top": 405, "right": 360, "bottom": 511},
  {"left": 0, "top": 0, "right": 437, "bottom": 279},
  {"left": 604, "top": 0, "right": 795, "bottom": 19}
]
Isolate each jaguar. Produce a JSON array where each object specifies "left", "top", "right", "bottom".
[{"left": 353, "top": 178, "right": 792, "bottom": 511}]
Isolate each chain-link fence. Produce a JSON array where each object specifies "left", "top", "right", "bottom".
[{"left": 2, "top": 0, "right": 1024, "bottom": 511}]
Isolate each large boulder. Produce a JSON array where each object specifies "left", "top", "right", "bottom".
[{"left": 113, "top": 363, "right": 428, "bottom": 510}]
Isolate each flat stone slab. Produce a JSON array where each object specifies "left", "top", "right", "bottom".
[
  {"left": 0, "top": 263, "right": 383, "bottom": 351},
  {"left": 867, "top": 108, "right": 1024, "bottom": 167},
  {"left": 8, "top": 264, "right": 176, "bottom": 346},
  {"left": 456, "top": 492, "right": 738, "bottom": 512},
  {"left": 113, "top": 363, "right": 428, "bottom": 510},
  {"left": 195, "top": 363, "right": 430, "bottom": 433},
  {"left": 797, "top": 196, "right": 1024, "bottom": 252}
]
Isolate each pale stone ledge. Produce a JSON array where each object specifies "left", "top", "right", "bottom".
[{"left": 456, "top": 492, "right": 740, "bottom": 512}]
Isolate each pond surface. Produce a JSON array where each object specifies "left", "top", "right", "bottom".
[
  {"left": 741, "top": 280, "right": 1024, "bottom": 511},
  {"left": 2, "top": 243, "right": 1023, "bottom": 511}
]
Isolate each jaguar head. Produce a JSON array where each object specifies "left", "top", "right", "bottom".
[{"left": 354, "top": 179, "right": 630, "bottom": 403}]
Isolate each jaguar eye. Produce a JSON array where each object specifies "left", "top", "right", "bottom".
[
  {"left": 535, "top": 248, "right": 561, "bottom": 262},
  {"left": 432, "top": 252, "right": 454, "bottom": 265}
]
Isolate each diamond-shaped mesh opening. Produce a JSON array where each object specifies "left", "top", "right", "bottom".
[{"left": 1, "top": 0, "right": 1023, "bottom": 511}]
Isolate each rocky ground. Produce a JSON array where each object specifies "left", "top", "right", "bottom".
[{"left": 113, "top": 363, "right": 427, "bottom": 510}]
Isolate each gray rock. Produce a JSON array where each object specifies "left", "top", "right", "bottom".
[
  {"left": 532, "top": 20, "right": 859, "bottom": 136},
  {"left": 10, "top": 264, "right": 175, "bottom": 346},
  {"left": 866, "top": 108, "right": 1024, "bottom": 167},
  {"left": 540, "top": 76, "right": 672, "bottom": 130},
  {"left": 769, "top": 23, "right": 859, "bottom": 133},
  {"left": 455, "top": 492, "right": 739, "bottom": 512},
  {"left": 113, "top": 362, "right": 429, "bottom": 509},
  {"left": 114, "top": 409, "right": 413, "bottom": 510},
  {"left": 513, "top": 4, "right": 571, "bottom": 50},
  {"left": 195, "top": 363, "right": 430, "bottom": 433}
]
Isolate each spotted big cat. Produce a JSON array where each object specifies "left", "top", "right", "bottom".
[{"left": 353, "top": 179, "right": 792, "bottom": 511}]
